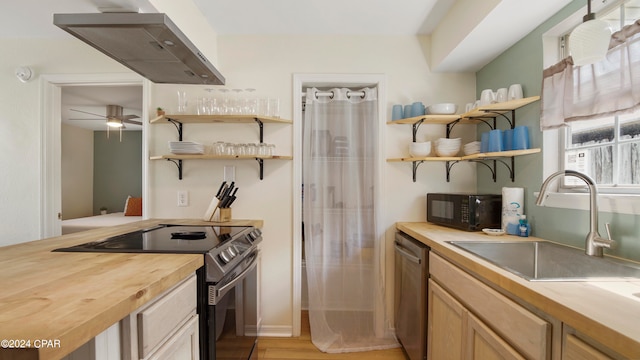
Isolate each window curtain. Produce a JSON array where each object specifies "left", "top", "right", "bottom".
[
  {"left": 303, "top": 87, "right": 398, "bottom": 353},
  {"left": 541, "top": 20, "right": 640, "bottom": 130}
]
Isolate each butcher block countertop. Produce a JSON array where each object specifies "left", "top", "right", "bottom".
[
  {"left": 0, "top": 219, "right": 263, "bottom": 360},
  {"left": 397, "top": 222, "right": 640, "bottom": 359}
]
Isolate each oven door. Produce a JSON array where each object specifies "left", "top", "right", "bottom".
[{"left": 208, "top": 250, "right": 259, "bottom": 360}]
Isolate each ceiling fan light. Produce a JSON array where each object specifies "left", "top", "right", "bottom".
[
  {"left": 569, "top": 18, "right": 612, "bottom": 66},
  {"left": 106, "top": 117, "right": 123, "bottom": 128}
]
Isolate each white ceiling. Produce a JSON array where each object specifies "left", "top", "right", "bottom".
[
  {"left": 2, "top": 0, "right": 573, "bottom": 125},
  {"left": 62, "top": 85, "right": 142, "bottom": 131}
]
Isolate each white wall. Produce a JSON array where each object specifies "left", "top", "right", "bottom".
[
  {"left": 147, "top": 34, "right": 477, "bottom": 334},
  {"left": 1, "top": 30, "right": 476, "bottom": 334},
  {"left": 0, "top": 38, "right": 131, "bottom": 246},
  {"left": 61, "top": 124, "right": 94, "bottom": 220}
]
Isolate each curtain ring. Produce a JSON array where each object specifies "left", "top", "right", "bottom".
[
  {"left": 346, "top": 90, "right": 351, "bottom": 99},
  {"left": 314, "top": 91, "right": 319, "bottom": 100},
  {"left": 360, "top": 91, "right": 366, "bottom": 99},
  {"left": 330, "top": 91, "right": 334, "bottom": 99}
]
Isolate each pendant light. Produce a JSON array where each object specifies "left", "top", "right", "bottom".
[{"left": 569, "top": 0, "right": 612, "bottom": 66}]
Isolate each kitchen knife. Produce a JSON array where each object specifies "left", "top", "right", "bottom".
[
  {"left": 215, "top": 181, "right": 227, "bottom": 199},
  {"left": 220, "top": 187, "right": 238, "bottom": 208}
]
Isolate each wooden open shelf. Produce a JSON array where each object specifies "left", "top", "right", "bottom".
[
  {"left": 150, "top": 114, "right": 292, "bottom": 124},
  {"left": 386, "top": 96, "right": 540, "bottom": 126},
  {"left": 387, "top": 148, "right": 540, "bottom": 163},
  {"left": 150, "top": 154, "right": 293, "bottom": 161}
]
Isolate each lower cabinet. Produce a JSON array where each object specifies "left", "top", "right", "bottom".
[
  {"left": 428, "top": 279, "right": 526, "bottom": 360},
  {"left": 122, "top": 273, "right": 199, "bottom": 360},
  {"left": 428, "top": 252, "right": 550, "bottom": 360},
  {"left": 562, "top": 329, "right": 614, "bottom": 360}
]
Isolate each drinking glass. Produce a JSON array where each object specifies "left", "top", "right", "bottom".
[
  {"left": 258, "top": 98, "right": 270, "bottom": 117},
  {"left": 177, "top": 90, "right": 187, "bottom": 113},
  {"left": 232, "top": 89, "right": 244, "bottom": 115},
  {"left": 245, "top": 88, "right": 257, "bottom": 115},
  {"left": 269, "top": 98, "right": 280, "bottom": 118},
  {"left": 218, "top": 89, "right": 230, "bottom": 115}
]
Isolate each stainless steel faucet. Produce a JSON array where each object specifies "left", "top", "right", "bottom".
[{"left": 536, "top": 170, "right": 615, "bottom": 257}]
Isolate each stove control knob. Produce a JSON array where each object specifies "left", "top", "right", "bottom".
[
  {"left": 227, "top": 246, "right": 238, "bottom": 257},
  {"left": 248, "top": 229, "right": 262, "bottom": 241},
  {"left": 218, "top": 251, "right": 231, "bottom": 264}
]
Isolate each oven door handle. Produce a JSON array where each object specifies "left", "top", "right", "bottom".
[
  {"left": 394, "top": 241, "right": 421, "bottom": 264},
  {"left": 209, "top": 253, "right": 258, "bottom": 305}
]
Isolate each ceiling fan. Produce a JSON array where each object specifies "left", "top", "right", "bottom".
[{"left": 69, "top": 104, "right": 142, "bottom": 141}]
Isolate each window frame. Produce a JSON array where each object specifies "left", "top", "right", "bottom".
[{"left": 540, "top": 0, "right": 640, "bottom": 214}]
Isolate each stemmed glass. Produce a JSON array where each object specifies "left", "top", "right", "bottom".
[
  {"left": 232, "top": 89, "right": 244, "bottom": 115},
  {"left": 218, "top": 88, "right": 230, "bottom": 115},
  {"left": 245, "top": 88, "right": 257, "bottom": 115}
]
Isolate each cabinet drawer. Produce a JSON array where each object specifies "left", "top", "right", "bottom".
[
  {"left": 138, "top": 274, "right": 197, "bottom": 358},
  {"left": 430, "top": 252, "right": 550, "bottom": 360}
]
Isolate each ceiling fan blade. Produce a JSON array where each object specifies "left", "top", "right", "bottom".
[
  {"left": 69, "top": 108, "right": 105, "bottom": 118},
  {"left": 121, "top": 114, "right": 140, "bottom": 120},
  {"left": 123, "top": 119, "right": 142, "bottom": 126},
  {"left": 67, "top": 118, "right": 105, "bottom": 121}
]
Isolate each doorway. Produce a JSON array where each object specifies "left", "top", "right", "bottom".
[
  {"left": 40, "top": 73, "right": 149, "bottom": 238},
  {"left": 61, "top": 85, "right": 143, "bottom": 223},
  {"left": 292, "top": 74, "right": 387, "bottom": 339}
]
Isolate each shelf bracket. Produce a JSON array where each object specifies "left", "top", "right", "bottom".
[
  {"left": 480, "top": 109, "right": 516, "bottom": 128},
  {"left": 445, "top": 160, "right": 460, "bottom": 182},
  {"left": 167, "top": 159, "right": 183, "bottom": 180},
  {"left": 465, "top": 159, "right": 497, "bottom": 182},
  {"left": 166, "top": 117, "right": 184, "bottom": 141},
  {"left": 412, "top": 160, "right": 425, "bottom": 182},
  {"left": 254, "top": 118, "right": 264, "bottom": 143},
  {"left": 495, "top": 157, "right": 516, "bottom": 182},
  {"left": 255, "top": 158, "right": 264, "bottom": 180},
  {"left": 446, "top": 119, "right": 462, "bottom": 138},
  {"left": 412, "top": 119, "right": 425, "bottom": 142}
]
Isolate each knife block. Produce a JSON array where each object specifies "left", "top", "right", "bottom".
[{"left": 219, "top": 208, "right": 232, "bottom": 222}]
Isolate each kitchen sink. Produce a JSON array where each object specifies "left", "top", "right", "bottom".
[{"left": 447, "top": 240, "right": 640, "bottom": 281}]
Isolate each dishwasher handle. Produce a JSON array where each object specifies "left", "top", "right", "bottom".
[{"left": 394, "top": 241, "right": 421, "bottom": 264}]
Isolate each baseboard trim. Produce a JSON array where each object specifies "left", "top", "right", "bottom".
[{"left": 258, "top": 325, "right": 293, "bottom": 337}]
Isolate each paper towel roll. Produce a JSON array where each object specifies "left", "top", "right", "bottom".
[{"left": 502, "top": 187, "right": 524, "bottom": 234}]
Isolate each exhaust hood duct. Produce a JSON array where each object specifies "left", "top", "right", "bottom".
[{"left": 53, "top": 13, "right": 225, "bottom": 85}]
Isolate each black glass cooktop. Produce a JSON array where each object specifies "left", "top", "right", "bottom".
[{"left": 53, "top": 225, "right": 250, "bottom": 254}]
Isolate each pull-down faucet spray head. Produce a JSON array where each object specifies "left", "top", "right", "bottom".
[{"left": 536, "top": 170, "right": 614, "bottom": 256}]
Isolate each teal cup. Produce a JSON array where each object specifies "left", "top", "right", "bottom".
[
  {"left": 404, "top": 105, "right": 413, "bottom": 119},
  {"left": 513, "top": 126, "right": 530, "bottom": 150},
  {"left": 411, "top": 102, "right": 425, "bottom": 117},
  {"left": 392, "top": 105, "right": 403, "bottom": 120},
  {"left": 488, "top": 129, "right": 503, "bottom": 152}
]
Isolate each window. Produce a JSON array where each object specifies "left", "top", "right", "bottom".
[{"left": 560, "top": 0, "right": 640, "bottom": 192}]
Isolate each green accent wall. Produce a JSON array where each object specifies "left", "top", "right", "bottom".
[
  {"left": 476, "top": 0, "right": 640, "bottom": 262},
  {"left": 93, "top": 131, "right": 142, "bottom": 215}
]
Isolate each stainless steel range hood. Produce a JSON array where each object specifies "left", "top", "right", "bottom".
[{"left": 54, "top": 13, "right": 225, "bottom": 85}]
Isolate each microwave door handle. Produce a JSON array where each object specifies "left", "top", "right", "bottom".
[{"left": 394, "top": 242, "right": 421, "bottom": 264}]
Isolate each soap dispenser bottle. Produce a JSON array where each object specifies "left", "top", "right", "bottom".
[{"left": 518, "top": 215, "right": 530, "bottom": 237}]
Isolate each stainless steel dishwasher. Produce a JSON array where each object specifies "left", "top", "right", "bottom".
[{"left": 394, "top": 231, "right": 429, "bottom": 360}]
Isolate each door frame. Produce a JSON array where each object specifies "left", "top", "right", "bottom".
[
  {"left": 292, "top": 73, "right": 387, "bottom": 336},
  {"left": 39, "top": 73, "right": 151, "bottom": 238}
]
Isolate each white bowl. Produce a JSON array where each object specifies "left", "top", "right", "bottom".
[
  {"left": 409, "top": 141, "right": 431, "bottom": 157},
  {"left": 435, "top": 147, "right": 460, "bottom": 157},
  {"left": 426, "top": 103, "right": 458, "bottom": 115},
  {"left": 435, "top": 138, "right": 461, "bottom": 156}
]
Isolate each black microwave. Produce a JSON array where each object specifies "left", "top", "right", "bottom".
[{"left": 426, "top": 193, "right": 502, "bottom": 231}]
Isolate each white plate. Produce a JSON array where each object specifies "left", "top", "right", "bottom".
[{"left": 482, "top": 228, "right": 505, "bottom": 236}]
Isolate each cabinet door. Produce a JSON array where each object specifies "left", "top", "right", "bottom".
[
  {"left": 146, "top": 315, "right": 199, "bottom": 360},
  {"left": 428, "top": 279, "right": 466, "bottom": 360},
  {"left": 563, "top": 334, "right": 613, "bottom": 360},
  {"left": 466, "top": 312, "right": 526, "bottom": 360}
]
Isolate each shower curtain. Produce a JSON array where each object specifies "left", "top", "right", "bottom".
[{"left": 303, "top": 87, "right": 398, "bottom": 353}]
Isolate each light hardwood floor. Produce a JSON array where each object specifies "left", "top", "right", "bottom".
[{"left": 257, "top": 311, "right": 407, "bottom": 360}]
